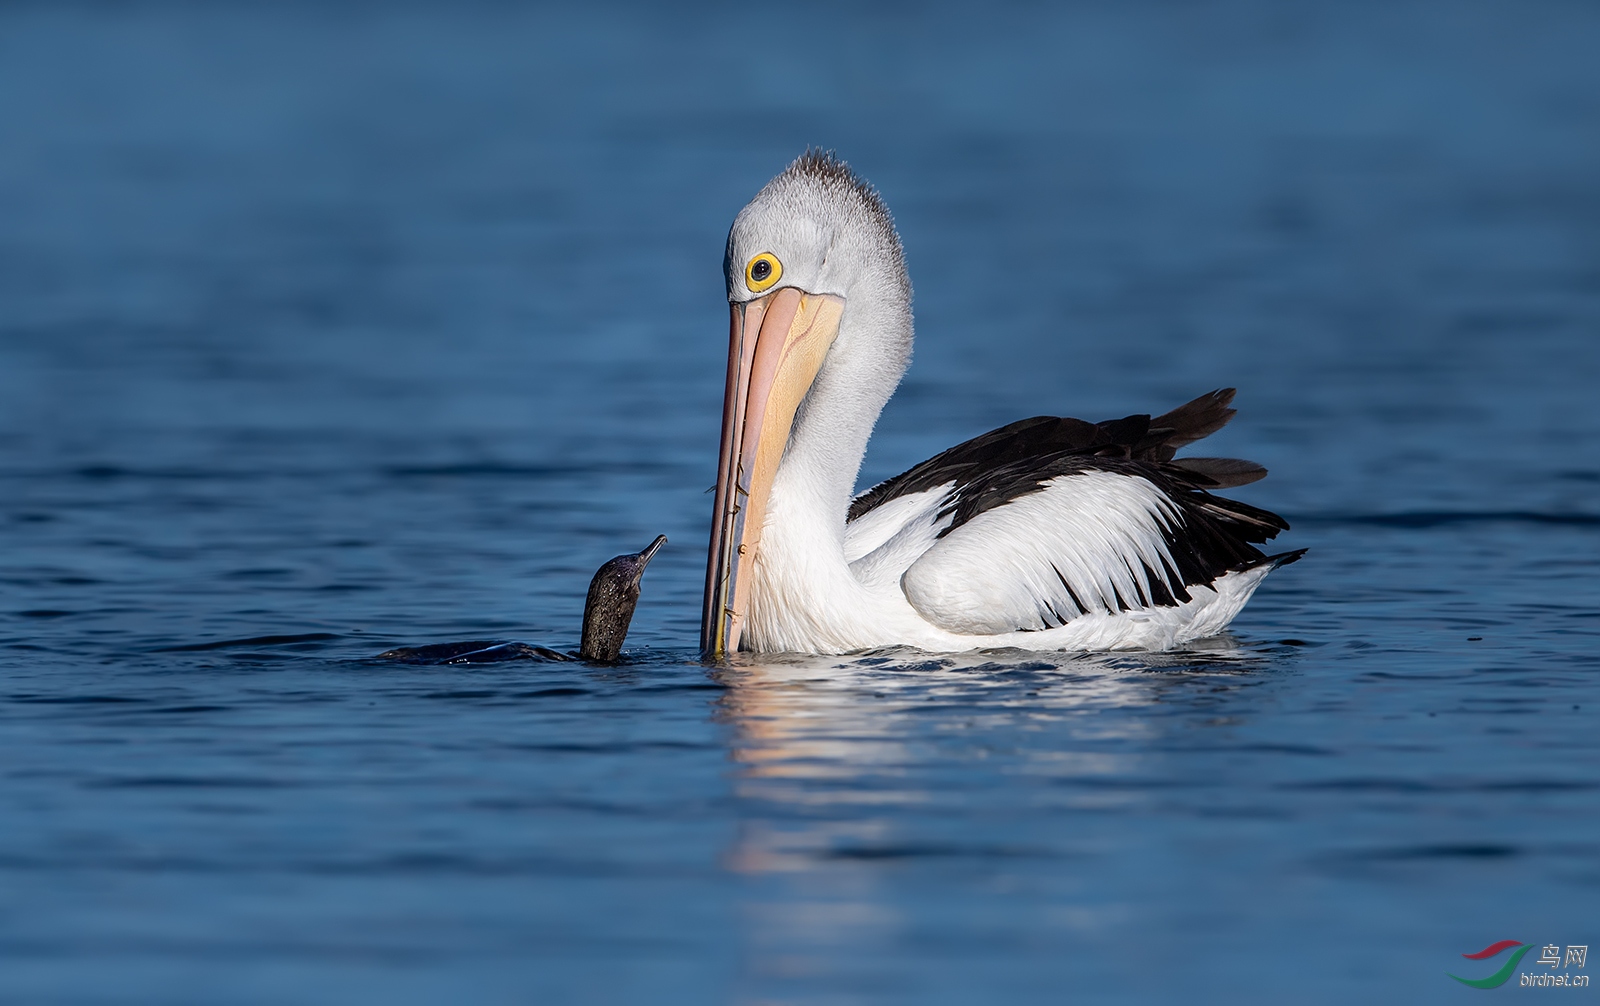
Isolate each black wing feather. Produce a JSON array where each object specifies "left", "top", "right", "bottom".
[
  {"left": 851, "top": 389, "right": 1293, "bottom": 608},
  {"left": 850, "top": 388, "right": 1246, "bottom": 519}
]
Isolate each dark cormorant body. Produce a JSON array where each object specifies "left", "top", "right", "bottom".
[{"left": 378, "top": 536, "right": 665, "bottom": 664}]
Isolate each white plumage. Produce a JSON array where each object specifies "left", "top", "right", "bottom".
[
  {"left": 901, "top": 472, "right": 1188, "bottom": 635},
  {"left": 702, "top": 153, "right": 1300, "bottom": 657}
]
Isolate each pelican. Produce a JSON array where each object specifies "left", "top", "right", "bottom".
[{"left": 703, "top": 152, "right": 1302, "bottom": 657}]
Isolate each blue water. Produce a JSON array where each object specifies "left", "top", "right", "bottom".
[{"left": 3, "top": 4, "right": 1598, "bottom": 1003}]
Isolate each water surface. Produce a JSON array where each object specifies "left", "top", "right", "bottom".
[{"left": 2, "top": 3, "right": 1598, "bottom": 1003}]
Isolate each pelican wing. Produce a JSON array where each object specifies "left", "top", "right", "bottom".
[
  {"left": 849, "top": 388, "right": 1261, "bottom": 523},
  {"left": 848, "top": 390, "right": 1292, "bottom": 636},
  {"left": 897, "top": 460, "right": 1288, "bottom": 634}
]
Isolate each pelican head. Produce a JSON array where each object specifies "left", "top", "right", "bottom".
[{"left": 702, "top": 152, "right": 914, "bottom": 657}]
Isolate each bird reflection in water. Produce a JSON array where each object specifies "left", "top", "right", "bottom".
[{"left": 709, "top": 642, "right": 1267, "bottom": 983}]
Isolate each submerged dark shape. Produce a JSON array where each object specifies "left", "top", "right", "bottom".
[
  {"left": 376, "top": 640, "right": 571, "bottom": 664},
  {"left": 377, "top": 536, "right": 666, "bottom": 665}
]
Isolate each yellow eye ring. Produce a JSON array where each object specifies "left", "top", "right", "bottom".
[{"left": 745, "top": 253, "right": 782, "bottom": 293}]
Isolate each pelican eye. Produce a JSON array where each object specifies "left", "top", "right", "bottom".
[{"left": 745, "top": 253, "right": 782, "bottom": 293}]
